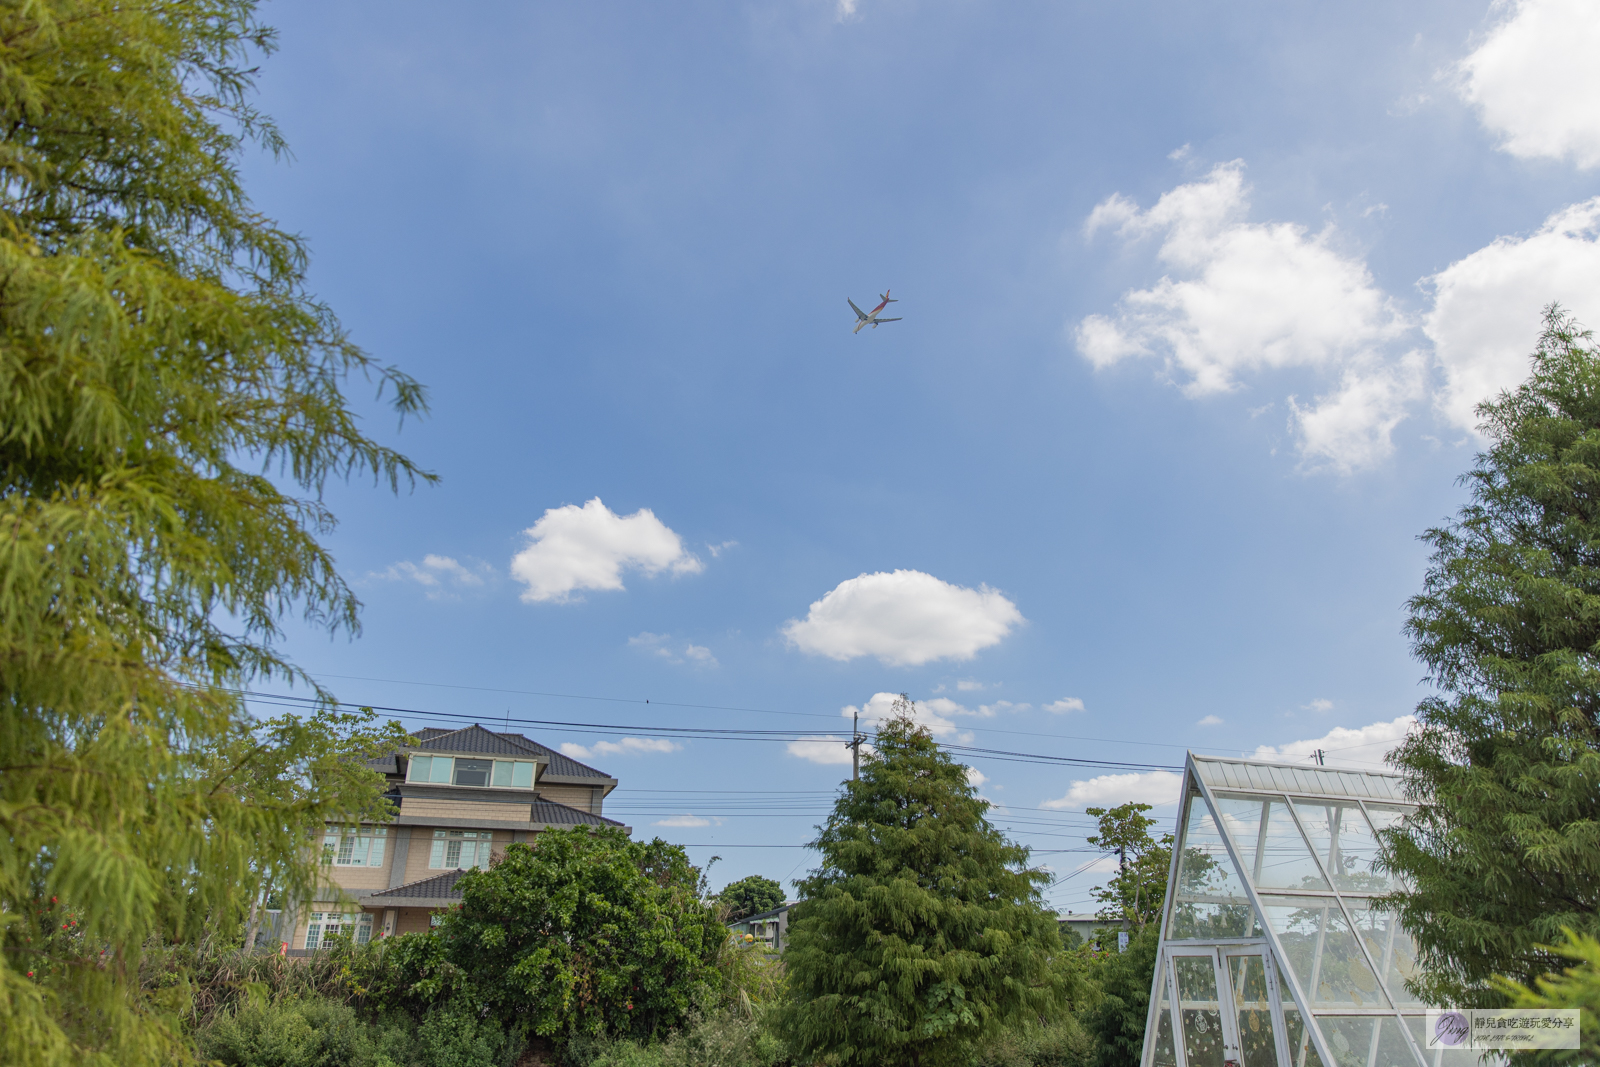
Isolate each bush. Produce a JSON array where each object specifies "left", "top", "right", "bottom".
[
  {"left": 578, "top": 1004, "right": 786, "bottom": 1067},
  {"left": 194, "top": 995, "right": 406, "bottom": 1067},
  {"left": 971, "top": 1016, "right": 1094, "bottom": 1067},
  {"left": 1082, "top": 926, "right": 1159, "bottom": 1067}
]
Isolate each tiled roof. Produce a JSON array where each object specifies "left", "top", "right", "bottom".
[
  {"left": 532, "top": 799, "right": 626, "bottom": 828},
  {"left": 365, "top": 754, "right": 400, "bottom": 774},
  {"left": 367, "top": 869, "right": 468, "bottom": 900},
  {"left": 495, "top": 731, "right": 610, "bottom": 779},
  {"left": 415, "top": 728, "right": 453, "bottom": 740},
  {"left": 415, "top": 724, "right": 548, "bottom": 757}
]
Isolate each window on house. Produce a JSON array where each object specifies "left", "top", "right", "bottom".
[
  {"left": 429, "top": 829, "right": 491, "bottom": 869},
  {"left": 452, "top": 758, "right": 492, "bottom": 786},
  {"left": 407, "top": 755, "right": 453, "bottom": 783},
  {"left": 322, "top": 826, "right": 387, "bottom": 867},
  {"left": 304, "top": 911, "right": 373, "bottom": 949},
  {"left": 491, "top": 759, "right": 536, "bottom": 787}
]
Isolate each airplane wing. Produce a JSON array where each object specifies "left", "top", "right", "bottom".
[
  {"left": 874, "top": 317, "right": 902, "bottom": 323},
  {"left": 848, "top": 299, "right": 867, "bottom": 319}
]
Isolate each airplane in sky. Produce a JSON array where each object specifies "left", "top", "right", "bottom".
[{"left": 849, "top": 291, "right": 901, "bottom": 333}]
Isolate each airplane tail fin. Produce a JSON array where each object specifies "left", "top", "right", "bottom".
[{"left": 880, "top": 290, "right": 898, "bottom": 303}]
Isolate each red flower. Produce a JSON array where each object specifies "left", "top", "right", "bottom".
[{"left": 26, "top": 971, "right": 34, "bottom": 978}]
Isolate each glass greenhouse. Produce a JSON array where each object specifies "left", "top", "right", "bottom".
[{"left": 1142, "top": 754, "right": 1474, "bottom": 1067}]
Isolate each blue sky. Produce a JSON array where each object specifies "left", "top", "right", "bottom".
[{"left": 247, "top": 0, "right": 1600, "bottom": 911}]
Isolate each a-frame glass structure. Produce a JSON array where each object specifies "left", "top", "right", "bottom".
[{"left": 1142, "top": 754, "right": 1467, "bottom": 1067}]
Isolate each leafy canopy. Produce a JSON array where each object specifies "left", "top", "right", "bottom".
[
  {"left": 1386, "top": 307, "right": 1600, "bottom": 1005},
  {"left": 1084, "top": 802, "right": 1172, "bottom": 934},
  {"left": 0, "top": 2, "right": 427, "bottom": 1064},
  {"left": 776, "top": 706, "right": 1070, "bottom": 1067},
  {"left": 719, "top": 874, "right": 785, "bottom": 922},
  {"left": 436, "top": 828, "right": 725, "bottom": 1050}
]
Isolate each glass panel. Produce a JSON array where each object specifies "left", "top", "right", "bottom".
[
  {"left": 367, "top": 832, "right": 385, "bottom": 869},
  {"left": 1171, "top": 797, "right": 1259, "bottom": 939},
  {"left": 430, "top": 757, "right": 453, "bottom": 783},
  {"left": 454, "top": 758, "right": 491, "bottom": 787},
  {"left": 1344, "top": 903, "right": 1425, "bottom": 1008},
  {"left": 1279, "top": 969, "right": 1326, "bottom": 1067},
  {"left": 409, "top": 755, "right": 432, "bottom": 782},
  {"left": 1315, "top": 1017, "right": 1422, "bottom": 1067},
  {"left": 1226, "top": 955, "right": 1280, "bottom": 1067},
  {"left": 1150, "top": 959, "right": 1177, "bottom": 1067},
  {"left": 1258, "top": 897, "right": 1389, "bottom": 1009},
  {"left": 322, "top": 831, "right": 339, "bottom": 864},
  {"left": 1294, "top": 802, "right": 1390, "bottom": 894},
  {"left": 492, "top": 760, "right": 513, "bottom": 787},
  {"left": 1173, "top": 955, "right": 1226, "bottom": 1067},
  {"left": 1215, "top": 794, "right": 1330, "bottom": 891},
  {"left": 446, "top": 838, "right": 463, "bottom": 867},
  {"left": 1401, "top": 1016, "right": 1485, "bottom": 1067},
  {"left": 429, "top": 837, "right": 446, "bottom": 868},
  {"left": 512, "top": 761, "right": 535, "bottom": 788},
  {"left": 356, "top": 915, "right": 373, "bottom": 945}
]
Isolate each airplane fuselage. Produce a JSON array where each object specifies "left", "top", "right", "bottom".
[{"left": 849, "top": 290, "right": 901, "bottom": 333}]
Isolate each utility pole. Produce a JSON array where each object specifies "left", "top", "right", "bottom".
[
  {"left": 846, "top": 710, "right": 863, "bottom": 781},
  {"left": 1313, "top": 749, "right": 1325, "bottom": 766}
]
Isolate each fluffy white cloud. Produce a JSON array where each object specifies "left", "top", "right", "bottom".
[
  {"left": 1424, "top": 199, "right": 1600, "bottom": 432},
  {"left": 782, "top": 569, "right": 1024, "bottom": 666},
  {"left": 628, "top": 632, "right": 719, "bottom": 667},
  {"left": 371, "top": 554, "right": 489, "bottom": 598},
  {"left": 1043, "top": 697, "right": 1086, "bottom": 714},
  {"left": 786, "top": 736, "right": 857, "bottom": 765},
  {"left": 510, "top": 498, "right": 702, "bottom": 603},
  {"left": 1042, "top": 770, "right": 1185, "bottom": 811},
  {"left": 1251, "top": 715, "right": 1416, "bottom": 771},
  {"left": 1457, "top": 0, "right": 1600, "bottom": 169},
  {"left": 1196, "top": 715, "right": 1223, "bottom": 726},
  {"left": 1076, "top": 163, "right": 1419, "bottom": 471},
  {"left": 966, "top": 766, "right": 989, "bottom": 789},
  {"left": 653, "top": 814, "right": 712, "bottom": 828},
  {"left": 1302, "top": 698, "right": 1334, "bottom": 712},
  {"left": 560, "top": 737, "right": 682, "bottom": 760}
]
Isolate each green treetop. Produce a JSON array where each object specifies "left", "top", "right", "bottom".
[
  {"left": 1386, "top": 307, "right": 1600, "bottom": 1005},
  {"left": 718, "top": 874, "right": 786, "bottom": 922},
  {"left": 1085, "top": 802, "right": 1172, "bottom": 933},
  {"left": 0, "top": 3, "right": 426, "bottom": 1064},
  {"left": 776, "top": 705, "right": 1070, "bottom": 1067}
]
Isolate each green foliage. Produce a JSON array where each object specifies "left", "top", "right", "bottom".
[
  {"left": 1387, "top": 307, "right": 1600, "bottom": 1005},
  {"left": 971, "top": 1016, "right": 1095, "bottom": 1067},
  {"left": 1493, "top": 929, "right": 1600, "bottom": 1062},
  {"left": 0, "top": 1, "right": 429, "bottom": 1063},
  {"left": 193, "top": 995, "right": 518, "bottom": 1067},
  {"left": 1083, "top": 804, "right": 1171, "bottom": 932},
  {"left": 719, "top": 875, "right": 786, "bottom": 922},
  {"left": 774, "top": 706, "right": 1071, "bottom": 1067},
  {"left": 578, "top": 1003, "right": 787, "bottom": 1067},
  {"left": 436, "top": 827, "right": 725, "bottom": 1050},
  {"left": 1081, "top": 925, "right": 1158, "bottom": 1067}
]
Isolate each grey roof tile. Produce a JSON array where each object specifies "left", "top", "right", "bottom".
[
  {"left": 368, "top": 869, "right": 468, "bottom": 900},
  {"left": 416, "top": 724, "right": 547, "bottom": 757},
  {"left": 531, "top": 799, "right": 626, "bottom": 828},
  {"left": 495, "top": 731, "right": 610, "bottom": 779}
]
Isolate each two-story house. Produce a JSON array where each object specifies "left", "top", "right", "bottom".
[{"left": 286, "top": 723, "right": 628, "bottom": 953}]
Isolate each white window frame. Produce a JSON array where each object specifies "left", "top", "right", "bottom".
[
  {"left": 429, "top": 829, "right": 492, "bottom": 870},
  {"left": 322, "top": 826, "right": 388, "bottom": 868},
  {"left": 304, "top": 911, "right": 373, "bottom": 949},
  {"left": 408, "top": 755, "right": 535, "bottom": 788}
]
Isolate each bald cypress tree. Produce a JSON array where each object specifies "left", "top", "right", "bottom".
[
  {"left": 0, "top": 3, "right": 427, "bottom": 1063},
  {"left": 1386, "top": 307, "right": 1600, "bottom": 1006},
  {"left": 775, "top": 708, "right": 1070, "bottom": 1067}
]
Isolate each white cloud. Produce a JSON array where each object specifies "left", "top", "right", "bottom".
[
  {"left": 1197, "top": 714, "right": 1223, "bottom": 726},
  {"left": 560, "top": 737, "right": 682, "bottom": 760},
  {"left": 653, "top": 815, "right": 712, "bottom": 828},
  {"left": 1424, "top": 199, "right": 1600, "bottom": 432},
  {"left": 835, "top": 0, "right": 858, "bottom": 19},
  {"left": 706, "top": 540, "right": 739, "bottom": 558},
  {"left": 966, "top": 766, "right": 989, "bottom": 788},
  {"left": 786, "top": 736, "right": 857, "bottom": 765},
  {"left": 955, "top": 679, "right": 986, "bottom": 692},
  {"left": 1043, "top": 770, "right": 1185, "bottom": 811},
  {"left": 1043, "top": 697, "right": 1086, "bottom": 714},
  {"left": 1076, "top": 162, "right": 1418, "bottom": 470},
  {"left": 1302, "top": 698, "right": 1334, "bottom": 712},
  {"left": 1456, "top": 0, "right": 1600, "bottom": 169},
  {"left": 846, "top": 691, "right": 971, "bottom": 740},
  {"left": 628, "top": 632, "right": 718, "bottom": 667},
  {"left": 510, "top": 498, "right": 702, "bottom": 604},
  {"left": 371, "top": 554, "right": 489, "bottom": 599},
  {"left": 782, "top": 569, "right": 1024, "bottom": 667},
  {"left": 1251, "top": 715, "right": 1416, "bottom": 771}
]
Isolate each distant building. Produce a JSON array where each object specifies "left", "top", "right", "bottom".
[
  {"left": 286, "top": 724, "right": 626, "bottom": 954},
  {"left": 727, "top": 903, "right": 794, "bottom": 950},
  {"left": 1056, "top": 912, "right": 1103, "bottom": 947}
]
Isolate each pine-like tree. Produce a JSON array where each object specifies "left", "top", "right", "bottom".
[
  {"left": 0, "top": 3, "right": 427, "bottom": 1063},
  {"left": 775, "top": 706, "right": 1069, "bottom": 1067},
  {"left": 1386, "top": 307, "right": 1600, "bottom": 1005}
]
